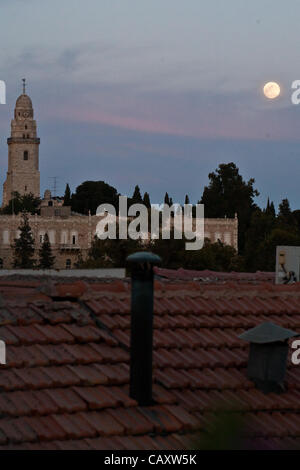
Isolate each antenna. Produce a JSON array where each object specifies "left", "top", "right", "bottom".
[{"left": 48, "top": 176, "right": 60, "bottom": 198}]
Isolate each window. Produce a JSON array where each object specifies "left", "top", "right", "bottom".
[
  {"left": 66, "top": 259, "right": 71, "bottom": 270},
  {"left": 71, "top": 231, "right": 78, "bottom": 245},
  {"left": 0, "top": 259, "right": 3, "bottom": 269},
  {"left": 48, "top": 201, "right": 53, "bottom": 207},
  {"left": 27, "top": 134, "right": 30, "bottom": 138},
  {"left": 24, "top": 151, "right": 28, "bottom": 160},
  {"left": 25, "top": 186, "right": 27, "bottom": 192},
  {"left": 61, "top": 231, "right": 68, "bottom": 244},
  {"left": 23, "top": 134, "right": 25, "bottom": 139},
  {"left": 3, "top": 230, "right": 9, "bottom": 245},
  {"left": 25, "top": 125, "right": 27, "bottom": 130},
  {"left": 48, "top": 230, "right": 55, "bottom": 245},
  {"left": 224, "top": 232, "right": 231, "bottom": 245},
  {"left": 39, "top": 232, "right": 45, "bottom": 244}
]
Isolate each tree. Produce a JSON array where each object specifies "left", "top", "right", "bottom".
[
  {"left": 164, "top": 192, "right": 170, "bottom": 206},
  {"left": 201, "top": 163, "right": 259, "bottom": 252},
  {"left": 185, "top": 239, "right": 241, "bottom": 272},
  {"left": 71, "top": 181, "right": 119, "bottom": 215},
  {"left": 80, "top": 232, "right": 142, "bottom": 268},
  {"left": 278, "top": 198, "right": 291, "bottom": 219},
  {"left": 244, "top": 208, "right": 276, "bottom": 271},
  {"left": 12, "top": 212, "right": 35, "bottom": 268},
  {"left": 185, "top": 194, "right": 190, "bottom": 205},
  {"left": 132, "top": 185, "right": 143, "bottom": 204},
  {"left": 63, "top": 183, "right": 71, "bottom": 206},
  {"left": 277, "top": 198, "right": 295, "bottom": 227},
  {"left": 38, "top": 233, "right": 55, "bottom": 269},
  {"left": 265, "top": 198, "right": 276, "bottom": 218},
  {"left": 143, "top": 192, "right": 151, "bottom": 209},
  {"left": 1, "top": 192, "right": 41, "bottom": 215}
]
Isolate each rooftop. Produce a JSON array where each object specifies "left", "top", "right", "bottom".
[{"left": 0, "top": 277, "right": 300, "bottom": 449}]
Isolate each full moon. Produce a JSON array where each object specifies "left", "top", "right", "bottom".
[{"left": 263, "top": 82, "right": 281, "bottom": 99}]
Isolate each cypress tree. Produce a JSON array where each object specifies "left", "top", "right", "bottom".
[
  {"left": 143, "top": 192, "right": 151, "bottom": 208},
  {"left": 12, "top": 212, "right": 35, "bottom": 268},
  {"left": 164, "top": 192, "right": 170, "bottom": 205},
  {"left": 38, "top": 233, "right": 55, "bottom": 269},
  {"left": 132, "top": 185, "right": 143, "bottom": 204},
  {"left": 63, "top": 183, "right": 72, "bottom": 206}
]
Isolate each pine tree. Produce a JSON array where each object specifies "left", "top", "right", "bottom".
[
  {"left": 132, "top": 185, "right": 143, "bottom": 204},
  {"left": 143, "top": 192, "right": 151, "bottom": 208},
  {"left": 185, "top": 194, "right": 190, "bottom": 205},
  {"left": 278, "top": 198, "right": 291, "bottom": 218},
  {"left": 12, "top": 212, "right": 35, "bottom": 268},
  {"left": 63, "top": 183, "right": 71, "bottom": 206},
  {"left": 38, "top": 233, "right": 55, "bottom": 269}
]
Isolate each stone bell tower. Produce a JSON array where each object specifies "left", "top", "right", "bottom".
[{"left": 2, "top": 79, "right": 40, "bottom": 207}]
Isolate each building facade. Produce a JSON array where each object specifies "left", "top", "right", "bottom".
[{"left": 0, "top": 84, "right": 238, "bottom": 269}]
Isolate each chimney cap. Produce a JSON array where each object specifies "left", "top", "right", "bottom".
[
  {"left": 239, "top": 321, "right": 299, "bottom": 344},
  {"left": 126, "top": 252, "right": 161, "bottom": 266}
]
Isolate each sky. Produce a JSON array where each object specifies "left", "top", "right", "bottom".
[{"left": 0, "top": 0, "right": 300, "bottom": 209}]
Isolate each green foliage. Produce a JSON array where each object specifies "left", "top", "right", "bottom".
[
  {"left": 143, "top": 192, "right": 151, "bottom": 209},
  {"left": 12, "top": 212, "right": 36, "bottom": 268},
  {"left": 78, "top": 233, "right": 143, "bottom": 268},
  {"left": 164, "top": 192, "right": 170, "bottom": 205},
  {"left": 201, "top": 162, "right": 259, "bottom": 252},
  {"left": 63, "top": 183, "right": 72, "bottom": 206},
  {"left": 38, "top": 233, "right": 55, "bottom": 269},
  {"left": 1, "top": 192, "right": 40, "bottom": 215},
  {"left": 132, "top": 185, "right": 143, "bottom": 204},
  {"left": 185, "top": 239, "right": 242, "bottom": 272},
  {"left": 71, "top": 181, "right": 119, "bottom": 215}
]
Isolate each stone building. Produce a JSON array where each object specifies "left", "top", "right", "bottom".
[{"left": 0, "top": 83, "right": 238, "bottom": 269}]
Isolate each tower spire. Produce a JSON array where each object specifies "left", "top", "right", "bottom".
[{"left": 22, "top": 78, "right": 26, "bottom": 95}]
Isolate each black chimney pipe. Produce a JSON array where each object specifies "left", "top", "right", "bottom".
[{"left": 126, "top": 251, "right": 161, "bottom": 406}]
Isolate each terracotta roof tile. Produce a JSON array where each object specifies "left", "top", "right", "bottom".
[{"left": 1, "top": 278, "right": 300, "bottom": 449}]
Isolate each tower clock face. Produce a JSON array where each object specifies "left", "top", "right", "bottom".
[{"left": 23, "top": 112, "right": 29, "bottom": 118}]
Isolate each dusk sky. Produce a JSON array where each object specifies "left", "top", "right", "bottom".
[{"left": 0, "top": 0, "right": 300, "bottom": 209}]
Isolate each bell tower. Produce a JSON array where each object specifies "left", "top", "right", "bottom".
[{"left": 2, "top": 79, "right": 40, "bottom": 207}]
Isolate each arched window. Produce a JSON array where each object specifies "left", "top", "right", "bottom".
[
  {"left": 66, "top": 259, "right": 71, "bottom": 270},
  {"left": 25, "top": 125, "right": 27, "bottom": 130},
  {"left": 24, "top": 151, "right": 29, "bottom": 161}
]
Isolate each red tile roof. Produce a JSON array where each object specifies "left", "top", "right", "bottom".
[
  {"left": 154, "top": 266, "right": 275, "bottom": 283},
  {"left": 1, "top": 278, "right": 300, "bottom": 450}
]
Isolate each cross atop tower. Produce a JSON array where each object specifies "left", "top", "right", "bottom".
[{"left": 22, "top": 78, "right": 26, "bottom": 94}]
